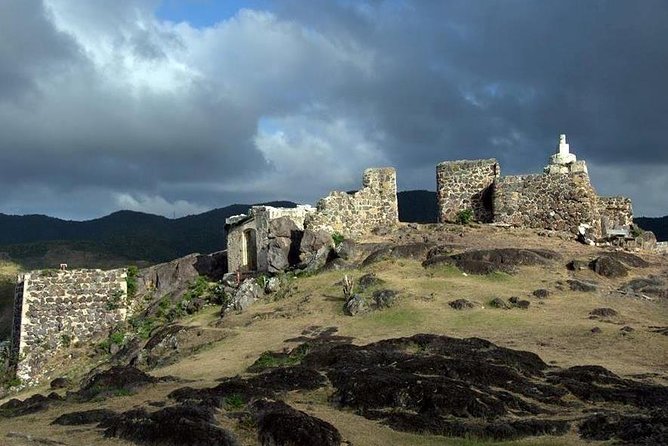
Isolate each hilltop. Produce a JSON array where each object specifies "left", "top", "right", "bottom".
[{"left": 1, "top": 223, "right": 666, "bottom": 445}]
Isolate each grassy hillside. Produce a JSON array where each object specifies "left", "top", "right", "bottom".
[{"left": 1, "top": 224, "right": 666, "bottom": 445}]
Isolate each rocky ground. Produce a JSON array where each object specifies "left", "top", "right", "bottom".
[{"left": 1, "top": 223, "right": 667, "bottom": 445}]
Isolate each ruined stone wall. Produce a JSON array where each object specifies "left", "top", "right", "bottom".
[
  {"left": 598, "top": 196, "right": 633, "bottom": 234},
  {"left": 11, "top": 269, "right": 128, "bottom": 384},
  {"left": 494, "top": 172, "right": 602, "bottom": 236},
  {"left": 436, "top": 159, "right": 499, "bottom": 223},
  {"left": 305, "top": 168, "right": 399, "bottom": 238}
]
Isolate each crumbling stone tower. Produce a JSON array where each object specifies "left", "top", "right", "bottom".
[
  {"left": 436, "top": 159, "right": 500, "bottom": 223},
  {"left": 305, "top": 167, "right": 399, "bottom": 237}
]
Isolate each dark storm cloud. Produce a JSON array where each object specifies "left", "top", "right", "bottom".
[{"left": 0, "top": 0, "right": 666, "bottom": 218}]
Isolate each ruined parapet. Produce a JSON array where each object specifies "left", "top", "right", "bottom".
[
  {"left": 10, "top": 268, "right": 128, "bottom": 384},
  {"left": 305, "top": 167, "right": 399, "bottom": 238},
  {"left": 598, "top": 196, "right": 633, "bottom": 235},
  {"left": 436, "top": 159, "right": 499, "bottom": 223},
  {"left": 226, "top": 205, "right": 315, "bottom": 273},
  {"left": 494, "top": 172, "right": 602, "bottom": 236}
]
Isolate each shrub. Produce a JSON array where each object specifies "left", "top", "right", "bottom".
[
  {"left": 455, "top": 209, "right": 474, "bottom": 225},
  {"left": 126, "top": 265, "right": 139, "bottom": 298},
  {"left": 630, "top": 225, "right": 644, "bottom": 238},
  {"left": 109, "top": 331, "right": 125, "bottom": 345},
  {"left": 332, "top": 232, "right": 345, "bottom": 247},
  {"left": 60, "top": 334, "right": 72, "bottom": 348}
]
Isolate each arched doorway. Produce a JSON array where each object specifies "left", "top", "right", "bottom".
[{"left": 242, "top": 228, "right": 258, "bottom": 271}]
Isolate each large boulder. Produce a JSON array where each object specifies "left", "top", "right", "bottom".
[
  {"left": 299, "top": 229, "right": 334, "bottom": 272},
  {"left": 343, "top": 294, "right": 367, "bottom": 316},
  {"left": 226, "top": 279, "right": 263, "bottom": 313},
  {"left": 250, "top": 399, "right": 342, "bottom": 446},
  {"left": 267, "top": 237, "right": 292, "bottom": 273},
  {"left": 103, "top": 404, "right": 239, "bottom": 446},
  {"left": 590, "top": 256, "right": 628, "bottom": 278}
]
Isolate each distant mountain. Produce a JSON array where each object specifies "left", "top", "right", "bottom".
[
  {"left": 636, "top": 216, "right": 668, "bottom": 242},
  {"left": 0, "top": 192, "right": 441, "bottom": 269},
  {"left": 398, "top": 190, "right": 438, "bottom": 223},
  {"left": 0, "top": 202, "right": 296, "bottom": 267}
]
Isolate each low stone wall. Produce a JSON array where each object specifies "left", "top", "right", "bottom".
[
  {"left": 305, "top": 168, "right": 399, "bottom": 238},
  {"left": 436, "top": 159, "right": 499, "bottom": 223},
  {"left": 598, "top": 196, "right": 633, "bottom": 234},
  {"left": 11, "top": 269, "right": 128, "bottom": 384},
  {"left": 494, "top": 172, "right": 602, "bottom": 236}
]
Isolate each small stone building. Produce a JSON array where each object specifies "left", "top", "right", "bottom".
[
  {"left": 225, "top": 205, "right": 316, "bottom": 274},
  {"left": 437, "top": 135, "right": 634, "bottom": 238}
]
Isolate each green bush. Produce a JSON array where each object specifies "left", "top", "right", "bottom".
[
  {"left": 109, "top": 331, "right": 125, "bottom": 345},
  {"left": 331, "top": 232, "right": 345, "bottom": 247},
  {"left": 455, "top": 209, "right": 474, "bottom": 225},
  {"left": 60, "top": 334, "right": 72, "bottom": 348},
  {"left": 126, "top": 265, "right": 139, "bottom": 298}
]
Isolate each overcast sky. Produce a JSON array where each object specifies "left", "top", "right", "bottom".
[{"left": 1, "top": 0, "right": 667, "bottom": 219}]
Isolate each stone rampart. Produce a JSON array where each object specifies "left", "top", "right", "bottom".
[
  {"left": 494, "top": 172, "right": 602, "bottom": 236},
  {"left": 598, "top": 196, "right": 633, "bottom": 234},
  {"left": 10, "top": 268, "right": 128, "bottom": 384},
  {"left": 436, "top": 159, "right": 499, "bottom": 223},
  {"left": 305, "top": 167, "right": 399, "bottom": 238}
]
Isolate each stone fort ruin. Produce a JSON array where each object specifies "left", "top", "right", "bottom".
[
  {"left": 227, "top": 135, "right": 636, "bottom": 274},
  {"left": 436, "top": 134, "right": 633, "bottom": 240},
  {"left": 8, "top": 134, "right": 640, "bottom": 384}
]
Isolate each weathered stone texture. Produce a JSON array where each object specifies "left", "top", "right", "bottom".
[
  {"left": 226, "top": 205, "right": 315, "bottom": 273},
  {"left": 493, "top": 172, "right": 602, "bottom": 236},
  {"left": 305, "top": 167, "right": 399, "bottom": 238},
  {"left": 11, "top": 269, "right": 128, "bottom": 384},
  {"left": 436, "top": 159, "right": 500, "bottom": 223},
  {"left": 598, "top": 196, "right": 633, "bottom": 234}
]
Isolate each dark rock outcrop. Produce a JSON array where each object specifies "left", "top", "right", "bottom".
[
  {"left": 103, "top": 404, "right": 239, "bottom": 446},
  {"left": 590, "top": 256, "right": 628, "bottom": 278},
  {"left": 489, "top": 297, "right": 511, "bottom": 309},
  {"left": 424, "top": 248, "right": 560, "bottom": 274},
  {"left": 589, "top": 308, "right": 618, "bottom": 318},
  {"left": 250, "top": 399, "right": 342, "bottom": 446},
  {"left": 0, "top": 392, "right": 62, "bottom": 418},
  {"left": 532, "top": 289, "right": 550, "bottom": 299},
  {"left": 568, "top": 279, "right": 598, "bottom": 292},
  {"left": 51, "top": 409, "right": 118, "bottom": 426},
  {"left": 449, "top": 299, "right": 475, "bottom": 310},
  {"left": 73, "top": 366, "right": 161, "bottom": 401},
  {"left": 49, "top": 377, "right": 72, "bottom": 389}
]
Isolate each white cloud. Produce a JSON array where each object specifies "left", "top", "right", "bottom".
[{"left": 113, "top": 193, "right": 209, "bottom": 217}]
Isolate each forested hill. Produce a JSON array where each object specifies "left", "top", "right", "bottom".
[
  {"left": 636, "top": 216, "right": 668, "bottom": 241},
  {"left": 0, "top": 202, "right": 296, "bottom": 265}
]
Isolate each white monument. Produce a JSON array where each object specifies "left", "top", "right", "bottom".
[{"left": 544, "top": 133, "right": 588, "bottom": 174}]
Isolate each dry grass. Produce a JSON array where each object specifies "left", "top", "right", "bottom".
[{"left": 1, "top": 226, "right": 667, "bottom": 444}]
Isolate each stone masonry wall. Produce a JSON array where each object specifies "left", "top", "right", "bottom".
[
  {"left": 493, "top": 172, "right": 602, "bottom": 236},
  {"left": 437, "top": 159, "right": 500, "bottom": 223},
  {"left": 305, "top": 168, "right": 399, "bottom": 238},
  {"left": 11, "top": 269, "right": 128, "bottom": 384},
  {"left": 598, "top": 196, "right": 633, "bottom": 234}
]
